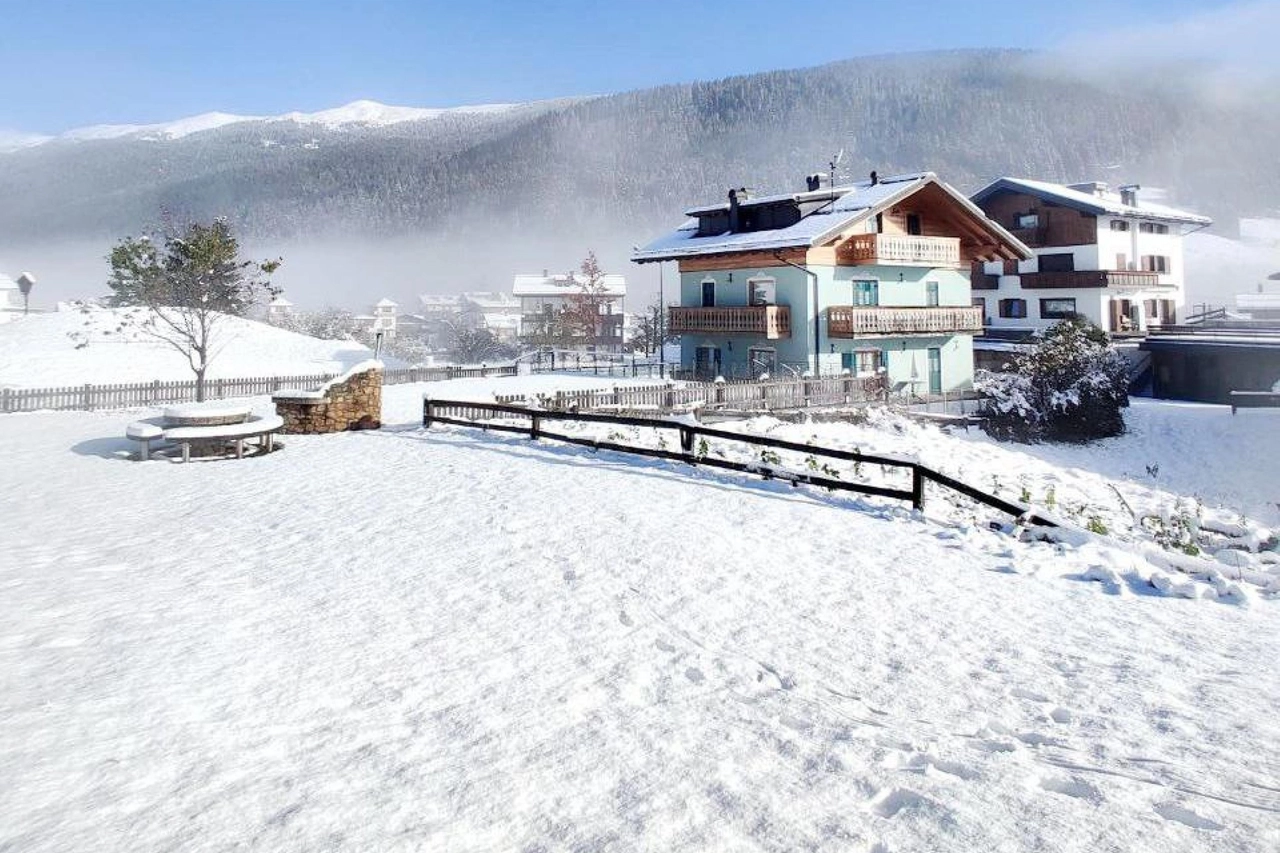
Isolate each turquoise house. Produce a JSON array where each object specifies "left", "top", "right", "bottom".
[{"left": 632, "top": 172, "right": 1031, "bottom": 392}]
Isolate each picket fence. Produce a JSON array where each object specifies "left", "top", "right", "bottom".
[
  {"left": 491, "top": 374, "right": 887, "bottom": 416},
  {"left": 0, "top": 363, "right": 519, "bottom": 414}
]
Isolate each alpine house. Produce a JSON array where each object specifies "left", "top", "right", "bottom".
[{"left": 631, "top": 172, "right": 1031, "bottom": 390}]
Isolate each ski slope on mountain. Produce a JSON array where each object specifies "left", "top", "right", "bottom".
[
  {"left": 1, "top": 380, "right": 1277, "bottom": 852},
  {"left": 0, "top": 308, "right": 378, "bottom": 388}
]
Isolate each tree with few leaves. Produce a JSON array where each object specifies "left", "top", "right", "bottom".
[
  {"left": 106, "top": 218, "right": 281, "bottom": 401},
  {"left": 562, "top": 251, "right": 615, "bottom": 349},
  {"left": 978, "top": 315, "right": 1129, "bottom": 442}
]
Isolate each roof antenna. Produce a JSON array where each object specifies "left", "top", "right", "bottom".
[{"left": 829, "top": 148, "right": 844, "bottom": 190}]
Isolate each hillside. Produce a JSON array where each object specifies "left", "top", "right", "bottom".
[
  {"left": 1, "top": 50, "right": 1276, "bottom": 247},
  {"left": 0, "top": 307, "right": 378, "bottom": 388}
]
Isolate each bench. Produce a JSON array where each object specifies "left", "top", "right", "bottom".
[
  {"left": 1229, "top": 390, "right": 1280, "bottom": 415},
  {"left": 124, "top": 414, "right": 284, "bottom": 461},
  {"left": 164, "top": 414, "right": 285, "bottom": 462}
]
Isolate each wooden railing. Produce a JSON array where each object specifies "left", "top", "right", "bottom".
[
  {"left": 828, "top": 305, "right": 984, "bottom": 337},
  {"left": 841, "top": 234, "right": 961, "bottom": 268},
  {"left": 1018, "top": 270, "right": 1163, "bottom": 290},
  {"left": 421, "top": 399, "right": 1057, "bottom": 526},
  {"left": 668, "top": 305, "right": 791, "bottom": 339}
]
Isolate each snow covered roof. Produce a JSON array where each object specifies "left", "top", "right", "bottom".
[
  {"left": 419, "top": 293, "right": 462, "bottom": 308},
  {"left": 268, "top": 296, "right": 293, "bottom": 307},
  {"left": 461, "top": 291, "right": 520, "bottom": 309},
  {"left": 375, "top": 298, "right": 398, "bottom": 308},
  {"left": 632, "top": 172, "right": 1030, "bottom": 263},
  {"left": 971, "top": 177, "right": 1212, "bottom": 226},
  {"left": 1236, "top": 293, "right": 1280, "bottom": 311},
  {"left": 512, "top": 273, "right": 626, "bottom": 297},
  {"left": 0, "top": 273, "right": 17, "bottom": 291}
]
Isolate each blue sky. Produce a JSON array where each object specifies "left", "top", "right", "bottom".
[{"left": 0, "top": 0, "right": 1265, "bottom": 134}]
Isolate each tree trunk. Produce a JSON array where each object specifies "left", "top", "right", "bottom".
[{"left": 195, "top": 367, "right": 207, "bottom": 402}]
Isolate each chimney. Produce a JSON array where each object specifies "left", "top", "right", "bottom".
[
  {"left": 1119, "top": 184, "right": 1140, "bottom": 207},
  {"left": 805, "top": 173, "right": 821, "bottom": 192},
  {"left": 728, "top": 188, "right": 741, "bottom": 232},
  {"left": 869, "top": 170, "right": 879, "bottom": 186}
]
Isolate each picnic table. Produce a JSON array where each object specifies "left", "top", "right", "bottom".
[{"left": 125, "top": 403, "right": 283, "bottom": 462}]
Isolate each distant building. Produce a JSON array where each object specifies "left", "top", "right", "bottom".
[
  {"left": 1236, "top": 291, "right": 1280, "bottom": 322},
  {"left": 513, "top": 271, "right": 627, "bottom": 353},
  {"left": 266, "top": 295, "right": 294, "bottom": 325},
  {"left": 355, "top": 297, "right": 399, "bottom": 340},
  {"left": 0, "top": 273, "right": 23, "bottom": 323},
  {"left": 970, "top": 178, "right": 1211, "bottom": 337},
  {"left": 459, "top": 291, "right": 522, "bottom": 344}
]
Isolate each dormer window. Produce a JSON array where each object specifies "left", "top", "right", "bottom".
[{"left": 1017, "top": 214, "right": 1039, "bottom": 229}]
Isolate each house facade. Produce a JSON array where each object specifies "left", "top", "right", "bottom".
[
  {"left": 631, "top": 172, "right": 1030, "bottom": 390},
  {"left": 459, "top": 291, "right": 522, "bottom": 344},
  {"left": 970, "top": 179, "right": 1211, "bottom": 336},
  {"left": 513, "top": 271, "right": 627, "bottom": 353}
]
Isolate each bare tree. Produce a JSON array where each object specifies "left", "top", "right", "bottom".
[
  {"left": 106, "top": 218, "right": 280, "bottom": 401},
  {"left": 562, "top": 251, "right": 614, "bottom": 349}
]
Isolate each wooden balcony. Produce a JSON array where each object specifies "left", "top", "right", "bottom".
[
  {"left": 839, "top": 234, "right": 962, "bottom": 268},
  {"left": 1018, "top": 270, "right": 1164, "bottom": 290},
  {"left": 668, "top": 305, "right": 791, "bottom": 339},
  {"left": 827, "top": 305, "right": 984, "bottom": 338}
]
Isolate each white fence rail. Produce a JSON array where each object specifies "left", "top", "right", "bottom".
[{"left": 0, "top": 364, "right": 519, "bottom": 414}]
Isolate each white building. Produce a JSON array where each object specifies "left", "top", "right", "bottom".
[
  {"left": 459, "top": 291, "right": 522, "bottom": 344},
  {"left": 266, "top": 295, "right": 294, "bottom": 325},
  {"left": 0, "top": 272, "right": 35, "bottom": 323},
  {"left": 513, "top": 271, "right": 627, "bottom": 352},
  {"left": 355, "top": 297, "right": 399, "bottom": 340},
  {"left": 970, "top": 178, "right": 1211, "bottom": 335}
]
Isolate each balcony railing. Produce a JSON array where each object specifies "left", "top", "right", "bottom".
[
  {"left": 668, "top": 305, "right": 791, "bottom": 339},
  {"left": 840, "top": 234, "right": 962, "bottom": 268},
  {"left": 827, "top": 305, "right": 984, "bottom": 338},
  {"left": 1017, "top": 270, "right": 1164, "bottom": 289}
]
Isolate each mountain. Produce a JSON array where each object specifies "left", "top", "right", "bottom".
[{"left": 1, "top": 50, "right": 1277, "bottom": 303}]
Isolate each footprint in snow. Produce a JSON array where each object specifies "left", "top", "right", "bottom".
[
  {"left": 562, "top": 569, "right": 577, "bottom": 583},
  {"left": 867, "top": 787, "right": 930, "bottom": 819},
  {"left": 618, "top": 610, "right": 633, "bottom": 627},
  {"left": 654, "top": 639, "right": 676, "bottom": 653},
  {"left": 1037, "top": 775, "right": 1104, "bottom": 803},
  {"left": 1154, "top": 802, "right": 1224, "bottom": 831},
  {"left": 684, "top": 667, "right": 705, "bottom": 684}
]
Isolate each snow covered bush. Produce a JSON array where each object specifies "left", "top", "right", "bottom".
[{"left": 978, "top": 316, "right": 1129, "bottom": 443}]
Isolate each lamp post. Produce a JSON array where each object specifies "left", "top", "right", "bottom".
[
  {"left": 658, "top": 262, "right": 665, "bottom": 378},
  {"left": 16, "top": 272, "right": 35, "bottom": 316}
]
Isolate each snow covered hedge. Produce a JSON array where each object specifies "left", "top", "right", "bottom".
[{"left": 977, "top": 316, "right": 1129, "bottom": 443}]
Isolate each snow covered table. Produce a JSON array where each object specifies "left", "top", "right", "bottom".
[
  {"left": 161, "top": 402, "right": 253, "bottom": 427},
  {"left": 163, "top": 414, "right": 285, "bottom": 462}
]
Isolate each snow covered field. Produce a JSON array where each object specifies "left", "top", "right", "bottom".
[
  {"left": 2, "top": 380, "right": 1278, "bottom": 852},
  {"left": 0, "top": 307, "right": 378, "bottom": 388}
]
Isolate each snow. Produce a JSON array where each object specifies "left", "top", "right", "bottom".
[
  {"left": 0, "top": 307, "right": 380, "bottom": 388},
  {"left": 1184, "top": 232, "right": 1280, "bottom": 308},
  {"left": 1, "top": 380, "right": 1278, "bottom": 851},
  {"left": 274, "top": 359, "right": 384, "bottom": 400},
  {"left": 25, "top": 100, "right": 524, "bottom": 146}
]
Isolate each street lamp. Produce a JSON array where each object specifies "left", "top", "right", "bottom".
[
  {"left": 16, "top": 272, "right": 35, "bottom": 316},
  {"left": 658, "top": 262, "right": 665, "bottom": 378}
]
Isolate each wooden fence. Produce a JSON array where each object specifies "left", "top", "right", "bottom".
[
  {"left": 421, "top": 398, "right": 1056, "bottom": 526},
  {"left": 498, "top": 374, "right": 886, "bottom": 415},
  {"left": 0, "top": 363, "right": 519, "bottom": 414}
]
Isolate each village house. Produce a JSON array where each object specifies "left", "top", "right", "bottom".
[
  {"left": 969, "top": 178, "right": 1211, "bottom": 338},
  {"left": 513, "top": 271, "right": 627, "bottom": 353},
  {"left": 459, "top": 291, "right": 523, "bottom": 344},
  {"left": 630, "top": 171, "right": 1030, "bottom": 390},
  {"left": 354, "top": 297, "right": 399, "bottom": 340},
  {"left": 265, "top": 295, "right": 294, "bottom": 325}
]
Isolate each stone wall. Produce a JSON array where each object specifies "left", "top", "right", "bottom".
[{"left": 273, "top": 365, "right": 383, "bottom": 434}]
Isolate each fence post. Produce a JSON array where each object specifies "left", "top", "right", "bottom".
[
  {"left": 1, "top": 388, "right": 10, "bottom": 414},
  {"left": 679, "top": 426, "right": 695, "bottom": 458},
  {"left": 911, "top": 466, "right": 925, "bottom": 511},
  {"left": 530, "top": 413, "right": 541, "bottom": 441},
  {"left": 664, "top": 384, "right": 675, "bottom": 412},
  {"left": 82, "top": 383, "right": 92, "bottom": 410},
  {"left": 423, "top": 398, "right": 433, "bottom": 428},
  {"left": 715, "top": 383, "right": 725, "bottom": 405},
  {"left": 843, "top": 376, "right": 852, "bottom": 404}
]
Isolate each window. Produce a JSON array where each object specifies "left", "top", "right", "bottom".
[
  {"left": 925, "top": 281, "right": 940, "bottom": 307},
  {"left": 999, "top": 298, "right": 1028, "bottom": 319},
  {"left": 906, "top": 213, "right": 922, "bottom": 236},
  {"left": 852, "top": 280, "right": 879, "bottom": 306},
  {"left": 748, "top": 347, "right": 776, "bottom": 378},
  {"left": 1139, "top": 222, "right": 1170, "bottom": 234},
  {"left": 1017, "top": 213, "right": 1039, "bottom": 229},
  {"left": 972, "top": 296, "right": 989, "bottom": 325},
  {"left": 1003, "top": 258, "right": 1019, "bottom": 276},
  {"left": 1038, "top": 253, "right": 1075, "bottom": 273},
  {"left": 842, "top": 349, "right": 882, "bottom": 375},
  {"left": 701, "top": 278, "right": 715, "bottom": 307},
  {"left": 748, "top": 277, "right": 775, "bottom": 306},
  {"left": 1039, "top": 298, "right": 1077, "bottom": 319},
  {"left": 1110, "top": 220, "right": 1131, "bottom": 232},
  {"left": 1140, "top": 255, "right": 1170, "bottom": 273}
]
